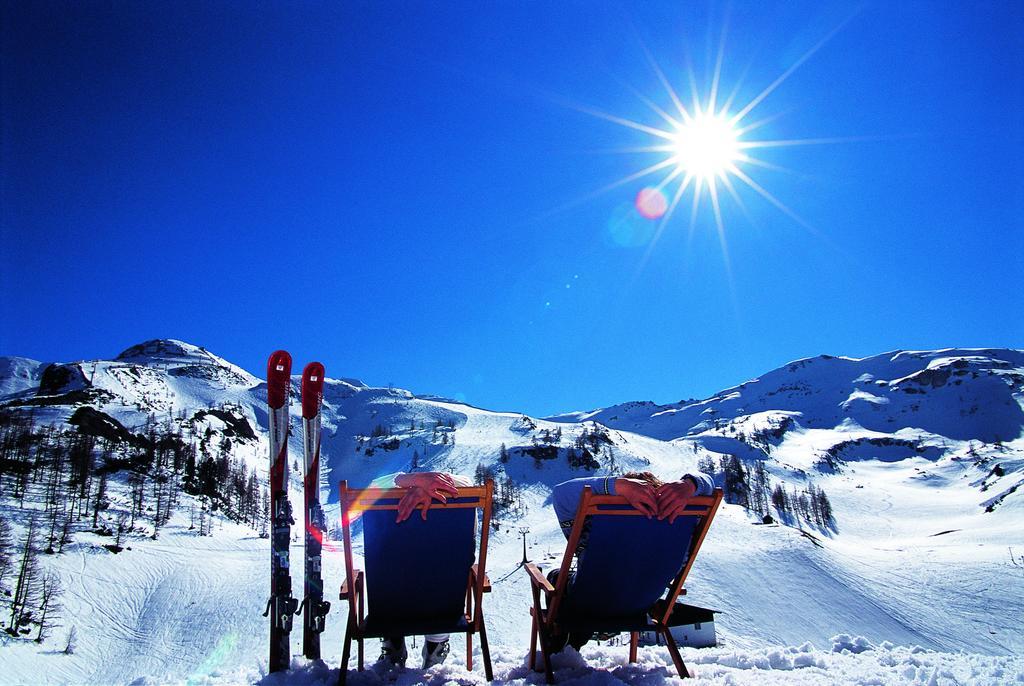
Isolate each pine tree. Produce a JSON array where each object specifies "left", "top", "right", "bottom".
[
  {"left": 817, "top": 487, "right": 834, "bottom": 525},
  {"left": 792, "top": 486, "right": 809, "bottom": 521},
  {"left": 697, "top": 454, "right": 717, "bottom": 477},
  {"left": 720, "top": 455, "right": 750, "bottom": 508},
  {"left": 259, "top": 487, "right": 270, "bottom": 538},
  {"left": 771, "top": 484, "right": 789, "bottom": 513}
]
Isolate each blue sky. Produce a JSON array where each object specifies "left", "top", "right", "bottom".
[{"left": 2, "top": 1, "right": 1022, "bottom": 416}]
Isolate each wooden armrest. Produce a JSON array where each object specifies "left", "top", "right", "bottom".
[
  {"left": 524, "top": 563, "right": 554, "bottom": 593},
  {"left": 340, "top": 569, "right": 363, "bottom": 599},
  {"left": 471, "top": 564, "right": 492, "bottom": 593}
]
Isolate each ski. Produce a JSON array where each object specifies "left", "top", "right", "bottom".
[
  {"left": 299, "top": 361, "right": 330, "bottom": 659},
  {"left": 263, "top": 350, "right": 296, "bottom": 673}
]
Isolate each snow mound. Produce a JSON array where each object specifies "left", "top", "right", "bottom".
[{"left": 211, "top": 640, "right": 1024, "bottom": 686}]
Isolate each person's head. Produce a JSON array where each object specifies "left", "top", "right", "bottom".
[{"left": 621, "top": 471, "right": 664, "bottom": 489}]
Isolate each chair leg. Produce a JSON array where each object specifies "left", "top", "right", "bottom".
[
  {"left": 529, "top": 612, "right": 538, "bottom": 671},
  {"left": 479, "top": 621, "right": 494, "bottom": 681},
  {"left": 357, "top": 638, "right": 364, "bottom": 671},
  {"left": 467, "top": 631, "right": 474, "bottom": 671},
  {"left": 538, "top": 631, "right": 555, "bottom": 684},
  {"left": 629, "top": 632, "right": 638, "bottom": 663},
  {"left": 662, "top": 628, "right": 690, "bottom": 679},
  {"left": 339, "top": 630, "right": 352, "bottom": 686}
]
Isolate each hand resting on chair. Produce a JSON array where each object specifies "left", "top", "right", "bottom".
[{"left": 394, "top": 471, "right": 464, "bottom": 522}]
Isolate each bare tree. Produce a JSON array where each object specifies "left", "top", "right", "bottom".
[
  {"left": 0, "top": 515, "right": 13, "bottom": 587},
  {"left": 35, "top": 570, "right": 63, "bottom": 643},
  {"left": 8, "top": 516, "right": 41, "bottom": 635},
  {"left": 46, "top": 497, "right": 67, "bottom": 554},
  {"left": 57, "top": 514, "right": 73, "bottom": 554},
  {"left": 258, "top": 488, "right": 269, "bottom": 538},
  {"left": 751, "top": 461, "right": 771, "bottom": 517},
  {"left": 113, "top": 513, "right": 129, "bottom": 550},
  {"left": 128, "top": 470, "right": 146, "bottom": 529},
  {"left": 92, "top": 472, "right": 108, "bottom": 529}
]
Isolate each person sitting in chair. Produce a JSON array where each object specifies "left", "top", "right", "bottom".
[
  {"left": 374, "top": 470, "right": 472, "bottom": 671},
  {"left": 548, "top": 470, "right": 715, "bottom": 652}
]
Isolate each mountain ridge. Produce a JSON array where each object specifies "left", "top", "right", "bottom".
[{"left": 0, "top": 337, "right": 1021, "bottom": 684}]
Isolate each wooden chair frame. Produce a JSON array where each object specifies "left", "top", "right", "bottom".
[
  {"left": 337, "top": 479, "right": 494, "bottom": 684},
  {"left": 525, "top": 487, "right": 723, "bottom": 683}
]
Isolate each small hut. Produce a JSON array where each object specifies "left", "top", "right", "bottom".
[{"left": 637, "top": 603, "right": 718, "bottom": 648}]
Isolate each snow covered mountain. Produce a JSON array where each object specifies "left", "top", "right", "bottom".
[
  {"left": 549, "top": 348, "right": 1024, "bottom": 443},
  {"left": 0, "top": 340, "right": 1021, "bottom": 685}
]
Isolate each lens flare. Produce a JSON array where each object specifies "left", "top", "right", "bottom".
[{"left": 635, "top": 187, "right": 668, "bottom": 219}]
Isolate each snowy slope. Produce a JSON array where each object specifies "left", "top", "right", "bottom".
[
  {"left": 0, "top": 340, "right": 1022, "bottom": 685},
  {"left": 0, "top": 356, "right": 46, "bottom": 398}
]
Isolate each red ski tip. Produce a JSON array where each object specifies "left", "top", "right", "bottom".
[
  {"left": 266, "top": 350, "right": 292, "bottom": 409},
  {"left": 301, "top": 361, "right": 326, "bottom": 419}
]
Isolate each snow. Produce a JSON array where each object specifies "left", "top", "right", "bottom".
[
  {"left": 173, "top": 639, "right": 1024, "bottom": 685},
  {"left": 0, "top": 355, "right": 46, "bottom": 398},
  {"left": 1, "top": 341, "right": 1023, "bottom": 684}
]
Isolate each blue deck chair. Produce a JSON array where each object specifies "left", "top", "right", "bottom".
[
  {"left": 525, "top": 486, "right": 723, "bottom": 682},
  {"left": 337, "top": 479, "right": 494, "bottom": 684}
]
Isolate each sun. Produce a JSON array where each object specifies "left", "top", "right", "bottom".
[
  {"left": 671, "top": 110, "right": 741, "bottom": 181},
  {"left": 569, "top": 13, "right": 858, "bottom": 251}
]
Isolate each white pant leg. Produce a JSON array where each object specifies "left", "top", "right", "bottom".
[{"left": 424, "top": 633, "right": 449, "bottom": 643}]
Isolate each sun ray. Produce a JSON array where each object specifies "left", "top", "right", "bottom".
[
  {"left": 610, "top": 71, "right": 682, "bottom": 131},
  {"left": 729, "top": 165, "right": 819, "bottom": 235},
  {"left": 718, "top": 170, "right": 743, "bottom": 206},
  {"left": 523, "top": 155, "right": 677, "bottom": 222},
  {"left": 730, "top": 9, "right": 860, "bottom": 125},
  {"left": 708, "top": 177, "right": 736, "bottom": 297},
  {"left": 734, "top": 108, "right": 793, "bottom": 137},
  {"left": 652, "top": 165, "right": 685, "bottom": 193},
  {"left": 735, "top": 153, "right": 800, "bottom": 175},
  {"left": 636, "top": 172, "right": 694, "bottom": 276},
  {"left": 707, "top": 13, "right": 729, "bottom": 115},
  {"left": 685, "top": 55, "right": 702, "bottom": 116},
  {"left": 637, "top": 37, "right": 691, "bottom": 122},
  {"left": 577, "top": 145, "right": 679, "bottom": 155},
  {"left": 656, "top": 174, "right": 694, "bottom": 239},
  {"left": 719, "top": 170, "right": 764, "bottom": 239},
  {"left": 738, "top": 134, "right": 884, "bottom": 149},
  {"left": 568, "top": 103, "right": 677, "bottom": 141},
  {"left": 719, "top": 46, "right": 758, "bottom": 114},
  {"left": 662, "top": 173, "right": 694, "bottom": 231},
  {"left": 687, "top": 175, "right": 704, "bottom": 245},
  {"left": 564, "top": 157, "right": 680, "bottom": 210},
  {"left": 708, "top": 178, "right": 729, "bottom": 258}
]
